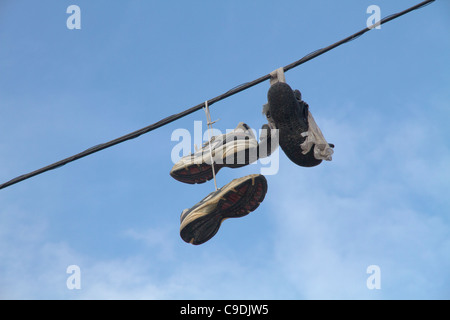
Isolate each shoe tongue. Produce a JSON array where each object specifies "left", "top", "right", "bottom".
[
  {"left": 180, "top": 209, "right": 189, "bottom": 222},
  {"left": 235, "top": 122, "right": 255, "bottom": 139},
  {"left": 236, "top": 122, "right": 250, "bottom": 131}
]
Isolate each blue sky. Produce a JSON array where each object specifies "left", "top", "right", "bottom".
[{"left": 0, "top": 0, "right": 449, "bottom": 299}]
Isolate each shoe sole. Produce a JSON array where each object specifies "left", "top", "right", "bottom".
[
  {"left": 180, "top": 174, "right": 268, "bottom": 245},
  {"left": 268, "top": 82, "right": 322, "bottom": 167},
  {"left": 170, "top": 140, "right": 258, "bottom": 184}
]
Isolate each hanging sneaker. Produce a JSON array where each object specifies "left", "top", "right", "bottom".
[
  {"left": 179, "top": 174, "right": 268, "bottom": 245},
  {"left": 266, "top": 82, "right": 333, "bottom": 167},
  {"left": 170, "top": 122, "right": 259, "bottom": 184}
]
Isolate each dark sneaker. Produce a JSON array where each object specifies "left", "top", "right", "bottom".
[
  {"left": 266, "top": 82, "right": 333, "bottom": 167},
  {"left": 170, "top": 122, "right": 259, "bottom": 184},
  {"left": 179, "top": 174, "right": 268, "bottom": 245}
]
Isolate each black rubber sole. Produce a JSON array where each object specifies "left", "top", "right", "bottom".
[
  {"left": 267, "top": 82, "right": 322, "bottom": 168},
  {"left": 170, "top": 161, "right": 250, "bottom": 184},
  {"left": 180, "top": 174, "right": 268, "bottom": 245},
  {"left": 170, "top": 148, "right": 256, "bottom": 184}
]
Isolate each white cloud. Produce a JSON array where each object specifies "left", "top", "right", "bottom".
[
  {"left": 0, "top": 207, "right": 282, "bottom": 299},
  {"left": 0, "top": 211, "right": 81, "bottom": 299},
  {"left": 122, "top": 225, "right": 178, "bottom": 261},
  {"left": 266, "top": 107, "right": 450, "bottom": 299}
]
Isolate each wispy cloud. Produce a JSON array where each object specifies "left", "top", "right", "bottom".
[
  {"left": 266, "top": 105, "right": 450, "bottom": 299},
  {"left": 0, "top": 207, "right": 283, "bottom": 299}
]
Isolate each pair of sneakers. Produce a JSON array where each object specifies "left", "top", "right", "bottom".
[
  {"left": 171, "top": 122, "right": 272, "bottom": 245},
  {"left": 171, "top": 82, "right": 333, "bottom": 245}
]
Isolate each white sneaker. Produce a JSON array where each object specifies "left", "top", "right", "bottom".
[
  {"left": 170, "top": 122, "right": 259, "bottom": 184},
  {"left": 179, "top": 174, "right": 268, "bottom": 245}
]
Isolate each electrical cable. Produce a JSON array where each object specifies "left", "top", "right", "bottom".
[{"left": 0, "top": 0, "right": 435, "bottom": 191}]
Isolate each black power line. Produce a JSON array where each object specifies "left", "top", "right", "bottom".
[{"left": 0, "top": 0, "right": 435, "bottom": 191}]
